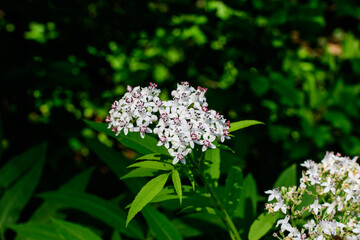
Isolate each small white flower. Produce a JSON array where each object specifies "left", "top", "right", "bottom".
[
  {"left": 309, "top": 197, "right": 321, "bottom": 215},
  {"left": 276, "top": 215, "right": 291, "bottom": 232},
  {"left": 169, "top": 147, "right": 192, "bottom": 165},
  {"left": 274, "top": 198, "right": 287, "bottom": 214},
  {"left": 265, "top": 188, "right": 281, "bottom": 201}
]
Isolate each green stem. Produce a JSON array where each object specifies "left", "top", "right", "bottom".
[{"left": 190, "top": 155, "right": 242, "bottom": 240}]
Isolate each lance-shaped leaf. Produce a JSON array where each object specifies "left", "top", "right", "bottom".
[
  {"left": 38, "top": 191, "right": 144, "bottom": 239},
  {"left": 28, "top": 168, "right": 94, "bottom": 225},
  {"left": 84, "top": 120, "right": 169, "bottom": 155},
  {"left": 128, "top": 161, "right": 174, "bottom": 171},
  {"left": 86, "top": 138, "right": 143, "bottom": 194},
  {"left": 0, "top": 143, "right": 46, "bottom": 189},
  {"left": 229, "top": 120, "right": 264, "bottom": 133},
  {"left": 171, "top": 170, "right": 182, "bottom": 204},
  {"left": 142, "top": 205, "right": 183, "bottom": 240},
  {"left": 9, "top": 223, "right": 63, "bottom": 240},
  {"left": 52, "top": 218, "right": 102, "bottom": 240},
  {"left": 126, "top": 173, "right": 170, "bottom": 226},
  {"left": 121, "top": 168, "right": 159, "bottom": 180},
  {"left": 0, "top": 143, "right": 46, "bottom": 233}
]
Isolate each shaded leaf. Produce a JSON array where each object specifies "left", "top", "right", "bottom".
[
  {"left": 52, "top": 218, "right": 102, "bottom": 240},
  {"left": 0, "top": 143, "right": 46, "bottom": 189},
  {"left": 273, "top": 164, "right": 297, "bottom": 188},
  {"left": 38, "top": 191, "right": 144, "bottom": 239},
  {"left": 216, "top": 144, "right": 235, "bottom": 154},
  {"left": 229, "top": 120, "right": 264, "bottom": 133},
  {"left": 121, "top": 168, "right": 159, "bottom": 179},
  {"left": 84, "top": 121, "right": 169, "bottom": 155},
  {"left": 142, "top": 205, "right": 183, "bottom": 240},
  {"left": 9, "top": 223, "right": 63, "bottom": 240},
  {"left": 86, "top": 138, "right": 143, "bottom": 194},
  {"left": 126, "top": 173, "right": 170, "bottom": 226},
  {"left": 223, "top": 166, "right": 243, "bottom": 216},
  {"left": 128, "top": 161, "right": 174, "bottom": 171},
  {"left": 28, "top": 168, "right": 95, "bottom": 224},
  {"left": 0, "top": 143, "right": 46, "bottom": 232},
  {"left": 234, "top": 174, "right": 258, "bottom": 218}
]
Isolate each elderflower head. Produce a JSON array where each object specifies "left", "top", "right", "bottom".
[
  {"left": 265, "top": 152, "right": 360, "bottom": 240},
  {"left": 105, "top": 82, "right": 231, "bottom": 164}
]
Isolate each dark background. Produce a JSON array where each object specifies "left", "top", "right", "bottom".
[{"left": 1, "top": 0, "right": 360, "bottom": 239}]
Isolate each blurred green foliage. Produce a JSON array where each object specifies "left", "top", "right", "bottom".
[{"left": 1, "top": 0, "right": 360, "bottom": 239}]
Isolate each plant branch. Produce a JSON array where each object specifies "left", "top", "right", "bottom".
[{"left": 190, "top": 155, "right": 242, "bottom": 240}]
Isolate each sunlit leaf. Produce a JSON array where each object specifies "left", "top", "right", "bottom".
[
  {"left": 52, "top": 218, "right": 102, "bottom": 240},
  {"left": 248, "top": 212, "right": 281, "bottom": 240},
  {"left": 142, "top": 205, "right": 183, "bottom": 240},
  {"left": 171, "top": 170, "right": 182, "bottom": 204},
  {"left": 126, "top": 173, "right": 170, "bottom": 226},
  {"left": 204, "top": 148, "right": 220, "bottom": 187},
  {"left": 229, "top": 120, "right": 264, "bottom": 133}
]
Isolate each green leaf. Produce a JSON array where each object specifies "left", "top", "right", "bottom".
[
  {"left": 0, "top": 143, "right": 46, "bottom": 233},
  {"left": 136, "top": 153, "right": 163, "bottom": 161},
  {"left": 121, "top": 168, "right": 159, "bottom": 179},
  {"left": 234, "top": 174, "right": 257, "bottom": 219},
  {"left": 128, "top": 161, "right": 174, "bottom": 171},
  {"left": 84, "top": 121, "right": 169, "bottom": 155},
  {"left": 171, "top": 170, "right": 182, "bottom": 204},
  {"left": 248, "top": 212, "right": 281, "bottom": 240},
  {"left": 28, "top": 168, "right": 94, "bottom": 224},
  {"left": 184, "top": 169, "right": 196, "bottom": 191},
  {"left": 126, "top": 173, "right": 170, "bottom": 226},
  {"left": 85, "top": 138, "right": 127, "bottom": 178},
  {"left": 9, "top": 223, "right": 63, "bottom": 240},
  {"left": 52, "top": 218, "right": 102, "bottom": 240},
  {"left": 222, "top": 166, "right": 243, "bottom": 216},
  {"left": 204, "top": 147, "right": 220, "bottom": 187},
  {"left": 229, "top": 120, "right": 264, "bottom": 133},
  {"left": 38, "top": 191, "right": 144, "bottom": 239},
  {"left": 0, "top": 143, "right": 46, "bottom": 189},
  {"left": 86, "top": 138, "right": 143, "bottom": 194},
  {"left": 111, "top": 231, "right": 122, "bottom": 240},
  {"left": 216, "top": 144, "right": 235, "bottom": 154},
  {"left": 142, "top": 205, "right": 183, "bottom": 240},
  {"left": 273, "top": 164, "right": 297, "bottom": 188}
]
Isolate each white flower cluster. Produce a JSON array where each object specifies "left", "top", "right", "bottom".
[
  {"left": 106, "top": 82, "right": 231, "bottom": 165},
  {"left": 265, "top": 152, "right": 360, "bottom": 240}
]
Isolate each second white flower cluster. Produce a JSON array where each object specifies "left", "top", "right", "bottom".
[
  {"left": 106, "top": 82, "right": 231, "bottom": 164},
  {"left": 265, "top": 152, "right": 360, "bottom": 240}
]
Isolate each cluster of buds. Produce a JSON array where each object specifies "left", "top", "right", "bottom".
[
  {"left": 265, "top": 152, "right": 360, "bottom": 240},
  {"left": 106, "top": 82, "right": 231, "bottom": 164}
]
